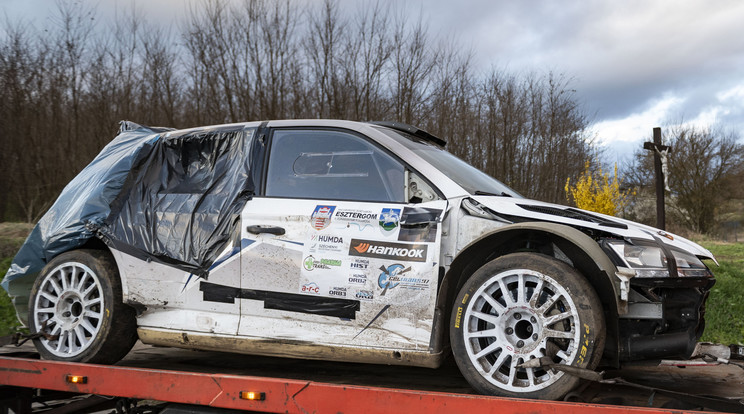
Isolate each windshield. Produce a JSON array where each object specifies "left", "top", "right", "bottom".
[{"left": 375, "top": 127, "right": 522, "bottom": 198}]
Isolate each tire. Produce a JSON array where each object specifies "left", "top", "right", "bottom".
[
  {"left": 450, "top": 252, "right": 605, "bottom": 400},
  {"left": 28, "top": 249, "right": 138, "bottom": 364}
]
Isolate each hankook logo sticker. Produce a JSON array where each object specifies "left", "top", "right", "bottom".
[{"left": 348, "top": 239, "right": 427, "bottom": 262}]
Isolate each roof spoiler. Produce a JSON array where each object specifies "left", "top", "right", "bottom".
[{"left": 369, "top": 121, "right": 446, "bottom": 147}]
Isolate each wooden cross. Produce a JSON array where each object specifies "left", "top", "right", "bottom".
[{"left": 643, "top": 127, "right": 672, "bottom": 230}]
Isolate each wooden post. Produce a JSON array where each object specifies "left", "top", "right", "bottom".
[{"left": 643, "top": 127, "right": 671, "bottom": 230}]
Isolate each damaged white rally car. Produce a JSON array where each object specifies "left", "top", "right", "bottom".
[{"left": 2, "top": 120, "right": 716, "bottom": 400}]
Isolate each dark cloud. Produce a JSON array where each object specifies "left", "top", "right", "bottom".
[{"left": 412, "top": 0, "right": 744, "bottom": 138}]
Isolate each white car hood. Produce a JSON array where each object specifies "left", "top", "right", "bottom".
[{"left": 472, "top": 196, "right": 716, "bottom": 262}]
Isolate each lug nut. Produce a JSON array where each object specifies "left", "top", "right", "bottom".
[
  {"left": 62, "top": 311, "right": 71, "bottom": 317},
  {"left": 517, "top": 340, "right": 524, "bottom": 348},
  {"left": 530, "top": 316, "right": 537, "bottom": 323},
  {"left": 506, "top": 327, "right": 514, "bottom": 335},
  {"left": 514, "top": 313, "right": 522, "bottom": 320},
  {"left": 532, "top": 334, "right": 538, "bottom": 340},
  {"left": 526, "top": 325, "right": 533, "bottom": 333}
]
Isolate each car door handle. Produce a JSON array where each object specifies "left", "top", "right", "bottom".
[{"left": 246, "top": 225, "right": 286, "bottom": 236}]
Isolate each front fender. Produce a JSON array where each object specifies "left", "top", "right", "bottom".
[{"left": 446, "top": 221, "right": 622, "bottom": 319}]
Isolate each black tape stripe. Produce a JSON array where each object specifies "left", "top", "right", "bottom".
[
  {"left": 200, "top": 281, "right": 360, "bottom": 319},
  {"left": 353, "top": 304, "right": 390, "bottom": 339}
]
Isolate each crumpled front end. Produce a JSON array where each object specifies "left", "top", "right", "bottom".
[
  {"left": 599, "top": 236, "right": 716, "bottom": 360},
  {"left": 465, "top": 195, "right": 717, "bottom": 361}
]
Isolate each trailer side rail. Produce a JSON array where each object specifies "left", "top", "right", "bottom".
[{"left": 0, "top": 356, "right": 709, "bottom": 414}]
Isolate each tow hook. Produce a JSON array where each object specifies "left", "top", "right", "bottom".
[
  {"left": 518, "top": 356, "right": 744, "bottom": 412},
  {"left": 517, "top": 357, "right": 604, "bottom": 382},
  {"left": 0, "top": 320, "right": 59, "bottom": 347}
]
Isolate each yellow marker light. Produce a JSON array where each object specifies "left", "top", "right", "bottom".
[
  {"left": 240, "top": 391, "right": 265, "bottom": 401},
  {"left": 66, "top": 375, "right": 87, "bottom": 384},
  {"left": 658, "top": 230, "right": 674, "bottom": 241}
]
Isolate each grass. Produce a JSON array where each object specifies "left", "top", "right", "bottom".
[
  {"left": 0, "top": 223, "right": 742, "bottom": 345},
  {"left": 699, "top": 241, "right": 744, "bottom": 345},
  {"left": 0, "top": 222, "right": 34, "bottom": 335}
]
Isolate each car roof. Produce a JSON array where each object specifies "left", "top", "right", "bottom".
[{"left": 156, "top": 119, "right": 446, "bottom": 147}]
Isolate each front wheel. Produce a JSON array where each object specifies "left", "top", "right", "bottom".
[
  {"left": 28, "top": 249, "right": 137, "bottom": 364},
  {"left": 450, "top": 252, "right": 605, "bottom": 400}
]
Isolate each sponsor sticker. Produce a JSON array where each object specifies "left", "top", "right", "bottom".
[
  {"left": 379, "top": 208, "right": 401, "bottom": 232},
  {"left": 301, "top": 282, "right": 321, "bottom": 294},
  {"left": 349, "top": 239, "right": 428, "bottom": 262},
  {"left": 378, "top": 263, "right": 430, "bottom": 296},
  {"left": 355, "top": 290, "right": 374, "bottom": 301},
  {"left": 311, "top": 205, "right": 336, "bottom": 230},
  {"left": 309, "top": 234, "right": 345, "bottom": 253},
  {"left": 328, "top": 286, "right": 348, "bottom": 297},
  {"left": 348, "top": 274, "right": 367, "bottom": 285},
  {"left": 335, "top": 210, "right": 378, "bottom": 221},
  {"left": 303, "top": 255, "right": 342, "bottom": 271},
  {"left": 334, "top": 208, "right": 377, "bottom": 231},
  {"left": 349, "top": 258, "right": 369, "bottom": 270}
]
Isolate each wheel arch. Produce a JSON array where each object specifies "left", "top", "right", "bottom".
[
  {"left": 438, "top": 222, "right": 622, "bottom": 365},
  {"left": 11, "top": 239, "right": 115, "bottom": 327},
  {"left": 27, "top": 246, "right": 138, "bottom": 363}
]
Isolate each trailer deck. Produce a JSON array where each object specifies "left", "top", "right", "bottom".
[{"left": 0, "top": 342, "right": 742, "bottom": 413}]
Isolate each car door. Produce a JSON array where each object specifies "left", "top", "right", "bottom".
[
  {"left": 235, "top": 127, "right": 447, "bottom": 351},
  {"left": 113, "top": 126, "right": 256, "bottom": 337}
]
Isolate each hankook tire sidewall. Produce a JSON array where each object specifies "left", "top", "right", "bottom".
[{"left": 450, "top": 252, "right": 605, "bottom": 400}]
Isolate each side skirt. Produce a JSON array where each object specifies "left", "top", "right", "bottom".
[{"left": 137, "top": 327, "right": 443, "bottom": 369}]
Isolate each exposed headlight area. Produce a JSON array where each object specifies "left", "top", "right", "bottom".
[
  {"left": 608, "top": 241, "right": 668, "bottom": 277},
  {"left": 603, "top": 239, "right": 713, "bottom": 278},
  {"left": 672, "top": 248, "right": 713, "bottom": 277}
]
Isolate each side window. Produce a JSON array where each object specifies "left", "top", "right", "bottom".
[{"left": 266, "top": 129, "right": 405, "bottom": 202}]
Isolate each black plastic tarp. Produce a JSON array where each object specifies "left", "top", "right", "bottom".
[
  {"left": 3, "top": 121, "right": 257, "bottom": 301},
  {"left": 100, "top": 125, "right": 256, "bottom": 276}
]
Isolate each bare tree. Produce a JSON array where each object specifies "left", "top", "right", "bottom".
[
  {"left": 625, "top": 123, "right": 744, "bottom": 234},
  {"left": 139, "top": 26, "right": 181, "bottom": 126},
  {"left": 303, "top": 0, "right": 344, "bottom": 118},
  {"left": 339, "top": 1, "right": 392, "bottom": 120},
  {"left": 0, "top": 22, "right": 46, "bottom": 221},
  {"left": 0, "top": 0, "right": 598, "bottom": 222},
  {"left": 390, "top": 13, "right": 435, "bottom": 124},
  {"left": 424, "top": 41, "right": 475, "bottom": 157},
  {"left": 667, "top": 125, "right": 743, "bottom": 233}
]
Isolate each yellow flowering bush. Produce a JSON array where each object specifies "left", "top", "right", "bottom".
[{"left": 565, "top": 161, "right": 631, "bottom": 216}]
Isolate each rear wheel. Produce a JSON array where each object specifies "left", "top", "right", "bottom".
[
  {"left": 28, "top": 249, "right": 137, "bottom": 364},
  {"left": 450, "top": 252, "right": 605, "bottom": 400}
]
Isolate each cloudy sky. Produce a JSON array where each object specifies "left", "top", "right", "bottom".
[
  {"left": 3, "top": 0, "right": 744, "bottom": 161},
  {"left": 417, "top": 0, "right": 744, "bottom": 162}
]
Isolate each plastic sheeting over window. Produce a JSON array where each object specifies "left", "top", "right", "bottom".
[
  {"left": 2, "top": 122, "right": 258, "bottom": 299},
  {"left": 101, "top": 126, "right": 256, "bottom": 276}
]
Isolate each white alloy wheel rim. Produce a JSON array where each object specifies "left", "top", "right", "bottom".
[
  {"left": 463, "top": 269, "right": 581, "bottom": 393},
  {"left": 33, "top": 262, "right": 105, "bottom": 358}
]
